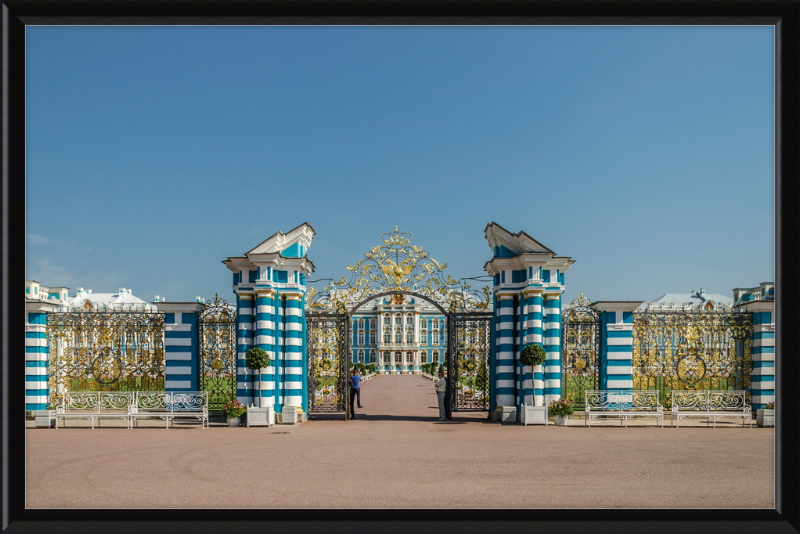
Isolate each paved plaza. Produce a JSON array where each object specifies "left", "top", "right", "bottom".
[{"left": 25, "top": 375, "right": 774, "bottom": 509}]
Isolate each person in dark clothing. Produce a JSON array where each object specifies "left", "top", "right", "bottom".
[{"left": 349, "top": 369, "right": 362, "bottom": 418}]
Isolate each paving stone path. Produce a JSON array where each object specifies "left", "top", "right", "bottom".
[{"left": 26, "top": 374, "right": 774, "bottom": 508}]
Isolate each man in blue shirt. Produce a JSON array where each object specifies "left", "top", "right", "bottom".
[{"left": 350, "top": 369, "right": 363, "bottom": 419}]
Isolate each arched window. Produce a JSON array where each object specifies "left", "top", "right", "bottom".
[
  {"left": 433, "top": 350, "right": 440, "bottom": 363},
  {"left": 432, "top": 319, "right": 439, "bottom": 330},
  {"left": 394, "top": 352, "right": 402, "bottom": 365},
  {"left": 406, "top": 313, "right": 413, "bottom": 324},
  {"left": 420, "top": 330, "right": 427, "bottom": 345},
  {"left": 358, "top": 349, "right": 365, "bottom": 363},
  {"left": 406, "top": 352, "right": 413, "bottom": 364},
  {"left": 358, "top": 319, "right": 365, "bottom": 330},
  {"left": 383, "top": 327, "right": 391, "bottom": 343},
  {"left": 406, "top": 327, "right": 414, "bottom": 344},
  {"left": 395, "top": 327, "right": 402, "bottom": 343},
  {"left": 432, "top": 330, "right": 440, "bottom": 346},
  {"left": 394, "top": 313, "right": 401, "bottom": 324},
  {"left": 421, "top": 319, "right": 428, "bottom": 329},
  {"left": 369, "top": 350, "right": 376, "bottom": 363},
  {"left": 358, "top": 331, "right": 365, "bottom": 345},
  {"left": 369, "top": 330, "right": 376, "bottom": 345},
  {"left": 421, "top": 352, "right": 427, "bottom": 363}
]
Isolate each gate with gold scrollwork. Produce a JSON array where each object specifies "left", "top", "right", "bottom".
[
  {"left": 560, "top": 295, "right": 600, "bottom": 409},
  {"left": 448, "top": 313, "right": 492, "bottom": 411},
  {"left": 632, "top": 311, "right": 753, "bottom": 408},
  {"left": 47, "top": 312, "right": 166, "bottom": 406},
  {"left": 306, "top": 312, "right": 350, "bottom": 416},
  {"left": 198, "top": 295, "right": 237, "bottom": 411}
]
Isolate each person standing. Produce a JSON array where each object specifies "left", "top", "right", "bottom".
[
  {"left": 349, "top": 369, "right": 362, "bottom": 419},
  {"left": 435, "top": 371, "right": 447, "bottom": 421}
]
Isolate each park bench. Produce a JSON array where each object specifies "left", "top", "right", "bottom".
[
  {"left": 671, "top": 390, "right": 752, "bottom": 428},
  {"left": 54, "top": 391, "right": 134, "bottom": 429},
  {"left": 129, "top": 391, "right": 209, "bottom": 429},
  {"left": 584, "top": 390, "right": 664, "bottom": 427}
]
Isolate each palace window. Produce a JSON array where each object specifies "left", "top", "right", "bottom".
[
  {"left": 395, "top": 327, "right": 402, "bottom": 343},
  {"left": 394, "top": 352, "right": 402, "bottom": 365},
  {"left": 406, "top": 313, "right": 413, "bottom": 324},
  {"left": 432, "top": 330, "right": 440, "bottom": 346},
  {"left": 433, "top": 350, "right": 440, "bottom": 363},
  {"left": 358, "top": 331, "right": 365, "bottom": 346},
  {"left": 358, "top": 319, "right": 365, "bottom": 330},
  {"left": 421, "top": 352, "right": 427, "bottom": 363},
  {"left": 406, "top": 352, "right": 413, "bottom": 364},
  {"left": 395, "top": 313, "right": 401, "bottom": 324},
  {"left": 420, "top": 330, "right": 427, "bottom": 345},
  {"left": 406, "top": 327, "right": 414, "bottom": 344},
  {"left": 358, "top": 349, "right": 365, "bottom": 363},
  {"left": 369, "top": 350, "right": 376, "bottom": 363},
  {"left": 432, "top": 319, "right": 439, "bottom": 330},
  {"left": 421, "top": 319, "right": 427, "bottom": 329},
  {"left": 384, "top": 328, "right": 391, "bottom": 343},
  {"left": 370, "top": 330, "right": 376, "bottom": 345}
]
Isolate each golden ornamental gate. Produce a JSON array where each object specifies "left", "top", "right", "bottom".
[
  {"left": 47, "top": 311, "right": 165, "bottom": 406},
  {"left": 632, "top": 311, "right": 753, "bottom": 408},
  {"left": 560, "top": 294, "right": 600, "bottom": 409},
  {"left": 198, "top": 295, "right": 237, "bottom": 411}
]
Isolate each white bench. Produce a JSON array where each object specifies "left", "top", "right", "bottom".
[
  {"left": 54, "top": 392, "right": 134, "bottom": 429},
  {"left": 130, "top": 391, "right": 209, "bottom": 429},
  {"left": 584, "top": 390, "right": 664, "bottom": 427},
  {"left": 671, "top": 390, "right": 752, "bottom": 428}
]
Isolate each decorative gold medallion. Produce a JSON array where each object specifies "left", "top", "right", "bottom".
[
  {"left": 211, "top": 358, "right": 223, "bottom": 370},
  {"left": 391, "top": 293, "right": 405, "bottom": 305}
]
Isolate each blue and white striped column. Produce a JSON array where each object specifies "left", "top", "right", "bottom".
[
  {"left": 743, "top": 302, "right": 774, "bottom": 409},
  {"left": 543, "top": 294, "right": 562, "bottom": 405},
  {"left": 254, "top": 289, "right": 278, "bottom": 409},
  {"left": 523, "top": 290, "right": 545, "bottom": 407},
  {"left": 235, "top": 293, "right": 255, "bottom": 406},
  {"left": 281, "top": 291, "right": 306, "bottom": 412},
  {"left": 596, "top": 304, "right": 635, "bottom": 392},
  {"left": 495, "top": 293, "right": 516, "bottom": 407},
  {"left": 25, "top": 312, "right": 49, "bottom": 410}
]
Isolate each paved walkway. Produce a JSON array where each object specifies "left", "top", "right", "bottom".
[{"left": 26, "top": 375, "right": 774, "bottom": 509}]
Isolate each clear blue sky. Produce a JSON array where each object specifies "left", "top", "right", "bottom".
[{"left": 25, "top": 26, "right": 775, "bottom": 305}]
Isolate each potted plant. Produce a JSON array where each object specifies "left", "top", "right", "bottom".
[
  {"left": 548, "top": 398, "right": 574, "bottom": 426},
  {"left": 222, "top": 399, "right": 247, "bottom": 427},
  {"left": 245, "top": 348, "right": 271, "bottom": 408},
  {"left": 757, "top": 401, "right": 775, "bottom": 427}
]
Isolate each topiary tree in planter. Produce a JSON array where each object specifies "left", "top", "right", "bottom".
[
  {"left": 245, "top": 348, "right": 271, "bottom": 408},
  {"left": 520, "top": 344, "right": 546, "bottom": 407}
]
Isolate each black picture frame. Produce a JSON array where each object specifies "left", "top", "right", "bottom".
[{"left": 3, "top": 2, "right": 797, "bottom": 533}]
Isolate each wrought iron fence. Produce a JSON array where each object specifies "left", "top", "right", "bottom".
[
  {"left": 198, "top": 295, "right": 237, "bottom": 411},
  {"left": 560, "top": 295, "right": 600, "bottom": 409},
  {"left": 47, "top": 312, "right": 166, "bottom": 406},
  {"left": 632, "top": 311, "right": 753, "bottom": 408},
  {"left": 448, "top": 313, "right": 492, "bottom": 411},
  {"left": 307, "top": 313, "right": 350, "bottom": 414}
]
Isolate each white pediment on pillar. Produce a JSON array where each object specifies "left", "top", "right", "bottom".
[
  {"left": 247, "top": 222, "right": 316, "bottom": 257},
  {"left": 484, "top": 222, "right": 554, "bottom": 255}
]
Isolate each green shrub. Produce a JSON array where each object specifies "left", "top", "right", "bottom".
[
  {"left": 245, "top": 348, "right": 271, "bottom": 370},
  {"left": 520, "top": 344, "right": 546, "bottom": 367}
]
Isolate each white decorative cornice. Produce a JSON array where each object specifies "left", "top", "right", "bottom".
[
  {"left": 592, "top": 301, "right": 645, "bottom": 313},
  {"left": 484, "top": 222, "right": 554, "bottom": 255},
  {"left": 246, "top": 222, "right": 316, "bottom": 256}
]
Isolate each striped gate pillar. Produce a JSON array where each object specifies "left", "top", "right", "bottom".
[
  {"left": 594, "top": 302, "right": 640, "bottom": 392},
  {"left": 542, "top": 291, "right": 563, "bottom": 406},
  {"left": 223, "top": 222, "right": 316, "bottom": 420},
  {"left": 738, "top": 300, "right": 775, "bottom": 410},
  {"left": 519, "top": 288, "right": 543, "bottom": 408},
  {"left": 483, "top": 222, "right": 575, "bottom": 422},
  {"left": 253, "top": 288, "right": 278, "bottom": 408},
  {"left": 279, "top": 290, "right": 307, "bottom": 412},
  {"left": 24, "top": 303, "right": 54, "bottom": 411},
  {"left": 155, "top": 302, "right": 204, "bottom": 392},
  {"left": 493, "top": 291, "right": 517, "bottom": 410}
]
